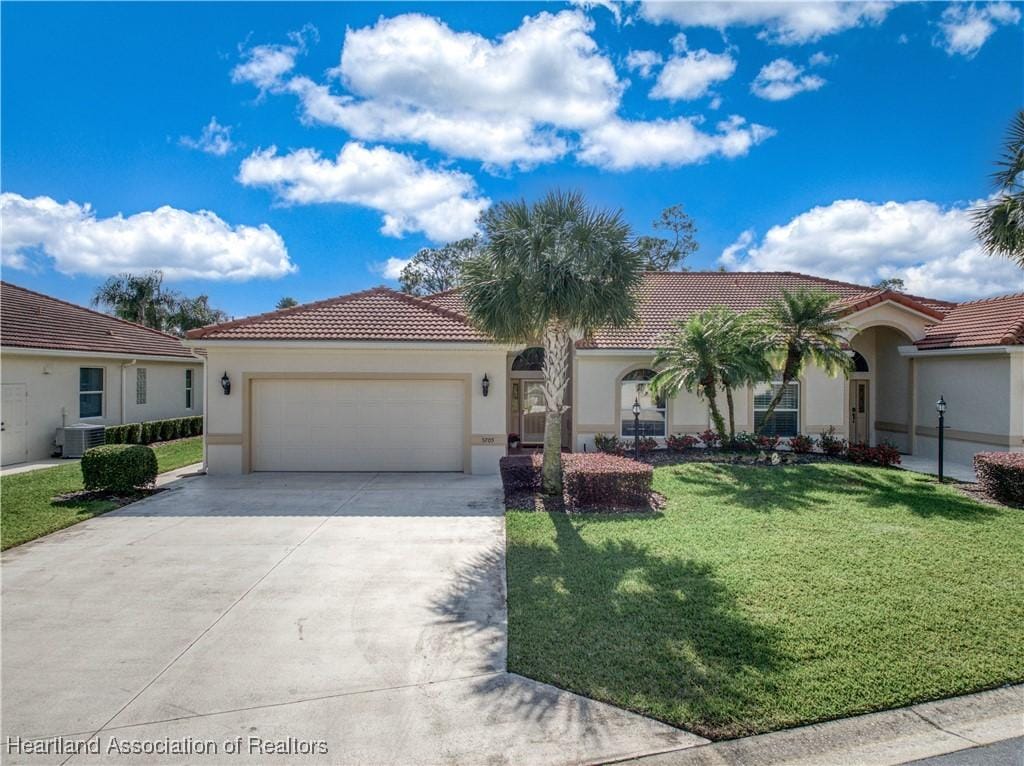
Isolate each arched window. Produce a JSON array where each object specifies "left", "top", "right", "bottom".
[
  {"left": 511, "top": 347, "right": 544, "bottom": 371},
  {"left": 851, "top": 351, "right": 869, "bottom": 373},
  {"left": 620, "top": 369, "right": 666, "bottom": 438}
]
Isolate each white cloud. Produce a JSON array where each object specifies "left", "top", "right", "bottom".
[
  {"left": 0, "top": 193, "right": 294, "bottom": 280},
  {"left": 179, "top": 117, "right": 238, "bottom": 156},
  {"left": 625, "top": 49, "right": 663, "bottom": 78},
  {"left": 371, "top": 256, "right": 412, "bottom": 280},
  {"left": 578, "top": 115, "right": 775, "bottom": 170},
  {"left": 719, "top": 228, "right": 755, "bottom": 268},
  {"left": 569, "top": 0, "right": 622, "bottom": 25},
  {"left": 650, "top": 47, "right": 737, "bottom": 101},
  {"left": 808, "top": 51, "right": 835, "bottom": 67},
  {"left": 230, "top": 24, "right": 317, "bottom": 92},
  {"left": 237, "top": 142, "right": 489, "bottom": 242},
  {"left": 935, "top": 2, "right": 1021, "bottom": 58},
  {"left": 751, "top": 58, "right": 826, "bottom": 101},
  {"left": 639, "top": 1, "right": 892, "bottom": 44},
  {"left": 716, "top": 198, "right": 1024, "bottom": 300}
]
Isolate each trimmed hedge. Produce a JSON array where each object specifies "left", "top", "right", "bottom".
[
  {"left": 499, "top": 452, "right": 653, "bottom": 510},
  {"left": 81, "top": 444, "right": 158, "bottom": 493},
  {"left": 974, "top": 452, "right": 1024, "bottom": 504},
  {"left": 105, "top": 416, "right": 202, "bottom": 446}
]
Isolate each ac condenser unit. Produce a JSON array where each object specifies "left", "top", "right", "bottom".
[{"left": 60, "top": 424, "right": 106, "bottom": 458}]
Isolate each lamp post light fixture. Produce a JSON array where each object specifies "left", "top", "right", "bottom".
[
  {"left": 481, "top": 373, "right": 490, "bottom": 397},
  {"left": 936, "top": 395, "right": 946, "bottom": 482},
  {"left": 220, "top": 372, "right": 231, "bottom": 396},
  {"left": 632, "top": 397, "right": 642, "bottom": 460}
]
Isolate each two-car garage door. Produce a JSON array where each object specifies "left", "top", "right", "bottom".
[{"left": 251, "top": 379, "right": 465, "bottom": 472}]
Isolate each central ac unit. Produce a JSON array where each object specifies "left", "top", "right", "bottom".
[{"left": 59, "top": 425, "right": 106, "bottom": 458}]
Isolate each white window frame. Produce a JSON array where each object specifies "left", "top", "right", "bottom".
[
  {"left": 79, "top": 367, "right": 105, "bottom": 419},
  {"left": 185, "top": 369, "right": 194, "bottom": 410},
  {"left": 754, "top": 378, "right": 800, "bottom": 437},
  {"left": 136, "top": 367, "right": 147, "bottom": 405},
  {"left": 619, "top": 369, "right": 666, "bottom": 439}
]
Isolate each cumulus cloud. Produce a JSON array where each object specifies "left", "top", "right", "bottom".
[
  {"left": 650, "top": 43, "right": 737, "bottom": 101},
  {"left": 808, "top": 51, "right": 835, "bottom": 67},
  {"left": 625, "top": 49, "right": 663, "bottom": 78},
  {"left": 371, "top": 257, "right": 412, "bottom": 281},
  {"left": 751, "top": 58, "right": 826, "bottom": 101},
  {"left": 237, "top": 142, "right": 489, "bottom": 242},
  {"left": 0, "top": 193, "right": 294, "bottom": 280},
  {"left": 719, "top": 229, "right": 755, "bottom": 268},
  {"left": 569, "top": 0, "right": 623, "bottom": 25},
  {"left": 179, "top": 117, "right": 238, "bottom": 156},
  {"left": 230, "top": 24, "right": 317, "bottom": 92},
  {"left": 935, "top": 2, "right": 1021, "bottom": 58},
  {"left": 640, "top": 1, "right": 892, "bottom": 44},
  {"left": 716, "top": 198, "right": 1024, "bottom": 300},
  {"left": 578, "top": 115, "right": 775, "bottom": 171}
]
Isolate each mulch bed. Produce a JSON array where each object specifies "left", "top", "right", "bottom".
[
  {"left": 641, "top": 449, "right": 837, "bottom": 468},
  {"left": 505, "top": 488, "right": 666, "bottom": 515},
  {"left": 952, "top": 481, "right": 1023, "bottom": 510}
]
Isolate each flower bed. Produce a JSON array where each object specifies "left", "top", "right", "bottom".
[{"left": 499, "top": 452, "right": 654, "bottom": 512}]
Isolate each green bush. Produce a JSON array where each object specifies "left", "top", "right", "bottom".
[
  {"left": 81, "top": 444, "right": 158, "bottom": 493},
  {"left": 125, "top": 422, "right": 142, "bottom": 444},
  {"left": 104, "top": 417, "right": 202, "bottom": 447}
]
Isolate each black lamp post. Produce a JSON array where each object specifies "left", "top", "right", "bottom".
[
  {"left": 632, "top": 397, "right": 641, "bottom": 460},
  {"left": 936, "top": 395, "right": 946, "bottom": 482}
]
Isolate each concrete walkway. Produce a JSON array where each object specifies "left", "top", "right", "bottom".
[
  {"left": 0, "top": 458, "right": 71, "bottom": 477},
  {"left": 1, "top": 472, "right": 704, "bottom": 765},
  {"left": 899, "top": 455, "right": 977, "bottom": 483}
]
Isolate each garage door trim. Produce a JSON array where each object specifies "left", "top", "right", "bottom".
[{"left": 241, "top": 372, "right": 472, "bottom": 473}]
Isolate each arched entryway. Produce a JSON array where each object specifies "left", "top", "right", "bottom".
[
  {"left": 848, "top": 325, "right": 914, "bottom": 450},
  {"left": 506, "top": 347, "right": 572, "bottom": 449}
]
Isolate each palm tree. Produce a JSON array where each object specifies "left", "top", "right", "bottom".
[
  {"left": 461, "top": 191, "right": 644, "bottom": 495},
  {"left": 93, "top": 271, "right": 175, "bottom": 330},
  {"left": 718, "top": 315, "right": 773, "bottom": 441},
  {"left": 754, "top": 290, "right": 853, "bottom": 435},
  {"left": 973, "top": 109, "right": 1024, "bottom": 267}
]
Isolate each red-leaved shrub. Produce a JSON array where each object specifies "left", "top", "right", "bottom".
[
  {"left": 974, "top": 452, "right": 1024, "bottom": 504},
  {"left": 818, "top": 426, "right": 847, "bottom": 457},
  {"left": 757, "top": 434, "right": 781, "bottom": 451},
  {"left": 594, "top": 433, "right": 624, "bottom": 455},
  {"left": 666, "top": 433, "right": 698, "bottom": 452},
  {"left": 789, "top": 434, "right": 814, "bottom": 454},
  {"left": 847, "top": 441, "right": 902, "bottom": 467},
  {"left": 499, "top": 455, "right": 542, "bottom": 495},
  {"left": 563, "top": 452, "right": 653, "bottom": 510},
  {"left": 698, "top": 429, "right": 720, "bottom": 449}
]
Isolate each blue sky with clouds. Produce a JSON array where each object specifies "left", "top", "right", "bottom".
[{"left": 2, "top": 1, "right": 1022, "bottom": 318}]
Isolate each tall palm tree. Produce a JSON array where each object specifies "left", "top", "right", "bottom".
[
  {"left": 754, "top": 289, "right": 853, "bottom": 435},
  {"left": 461, "top": 191, "right": 644, "bottom": 495},
  {"left": 718, "top": 314, "right": 773, "bottom": 441},
  {"left": 973, "top": 109, "right": 1024, "bottom": 267},
  {"left": 93, "top": 271, "right": 175, "bottom": 330}
]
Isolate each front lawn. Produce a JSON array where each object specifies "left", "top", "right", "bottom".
[
  {"left": 505, "top": 462, "right": 1024, "bottom": 739},
  {"left": 1, "top": 437, "right": 203, "bottom": 550}
]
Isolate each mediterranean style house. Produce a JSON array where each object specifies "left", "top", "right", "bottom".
[
  {"left": 184, "top": 272, "right": 1024, "bottom": 475},
  {"left": 0, "top": 282, "right": 204, "bottom": 466}
]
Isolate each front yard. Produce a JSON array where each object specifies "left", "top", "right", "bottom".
[
  {"left": 1, "top": 437, "right": 203, "bottom": 550},
  {"left": 505, "top": 462, "right": 1024, "bottom": 740}
]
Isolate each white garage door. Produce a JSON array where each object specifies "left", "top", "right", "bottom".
[{"left": 251, "top": 379, "right": 465, "bottom": 472}]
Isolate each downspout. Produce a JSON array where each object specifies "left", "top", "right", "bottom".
[{"left": 120, "top": 359, "right": 138, "bottom": 425}]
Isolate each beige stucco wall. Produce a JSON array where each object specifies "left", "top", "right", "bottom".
[
  {"left": 199, "top": 344, "right": 507, "bottom": 475},
  {"left": 1, "top": 351, "right": 203, "bottom": 464}
]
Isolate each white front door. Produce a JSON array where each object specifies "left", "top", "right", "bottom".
[
  {"left": 251, "top": 379, "right": 465, "bottom": 472},
  {"left": 851, "top": 380, "right": 870, "bottom": 444},
  {"left": 2, "top": 384, "right": 29, "bottom": 466},
  {"left": 520, "top": 381, "right": 546, "bottom": 444}
]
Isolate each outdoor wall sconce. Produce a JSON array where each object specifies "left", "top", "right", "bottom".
[
  {"left": 482, "top": 373, "right": 490, "bottom": 397},
  {"left": 221, "top": 372, "right": 231, "bottom": 396}
]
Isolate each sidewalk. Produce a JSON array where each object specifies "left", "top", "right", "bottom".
[
  {"left": 622, "top": 685, "right": 1022, "bottom": 766},
  {"left": 0, "top": 458, "right": 70, "bottom": 477},
  {"left": 899, "top": 455, "right": 977, "bottom": 483}
]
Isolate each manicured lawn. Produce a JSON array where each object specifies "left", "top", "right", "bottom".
[
  {"left": 505, "top": 463, "right": 1024, "bottom": 740},
  {"left": 1, "top": 437, "right": 203, "bottom": 550}
]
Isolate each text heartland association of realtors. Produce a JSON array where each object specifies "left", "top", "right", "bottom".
[{"left": 5, "top": 735, "right": 330, "bottom": 756}]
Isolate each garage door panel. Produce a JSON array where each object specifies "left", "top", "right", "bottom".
[{"left": 252, "top": 379, "right": 465, "bottom": 472}]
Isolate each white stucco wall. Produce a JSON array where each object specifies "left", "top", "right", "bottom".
[
  {"left": 198, "top": 344, "right": 507, "bottom": 475},
  {"left": 1, "top": 351, "right": 203, "bottom": 464}
]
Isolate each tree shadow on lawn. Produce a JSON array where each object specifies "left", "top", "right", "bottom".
[
  {"left": 502, "top": 513, "right": 785, "bottom": 738},
  {"left": 665, "top": 463, "right": 999, "bottom": 521}
]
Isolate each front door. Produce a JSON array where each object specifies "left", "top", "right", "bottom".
[
  {"left": 2, "top": 383, "right": 28, "bottom": 466},
  {"left": 520, "top": 381, "right": 546, "bottom": 444},
  {"left": 850, "top": 380, "right": 870, "bottom": 444}
]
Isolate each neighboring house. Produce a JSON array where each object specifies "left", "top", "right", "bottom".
[
  {"left": 1, "top": 282, "right": 204, "bottom": 466},
  {"left": 185, "top": 272, "right": 1024, "bottom": 475}
]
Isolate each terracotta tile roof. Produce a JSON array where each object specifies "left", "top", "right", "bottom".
[
  {"left": 186, "top": 286, "right": 490, "bottom": 343},
  {"left": 836, "top": 288, "right": 949, "bottom": 319},
  {"left": 1, "top": 281, "right": 198, "bottom": 359},
  {"left": 916, "top": 293, "right": 1024, "bottom": 350}
]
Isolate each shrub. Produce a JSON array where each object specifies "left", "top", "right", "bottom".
[
  {"left": 757, "top": 434, "right": 781, "bottom": 451},
  {"left": 847, "top": 441, "right": 872, "bottom": 464},
  {"left": 125, "top": 422, "right": 142, "bottom": 443},
  {"left": 819, "top": 426, "right": 847, "bottom": 457},
  {"left": 729, "top": 431, "right": 758, "bottom": 452},
  {"left": 594, "top": 433, "right": 624, "bottom": 455},
  {"left": 974, "top": 452, "right": 1024, "bottom": 504},
  {"left": 563, "top": 452, "right": 652, "bottom": 510},
  {"left": 873, "top": 442, "right": 902, "bottom": 467},
  {"left": 633, "top": 436, "right": 659, "bottom": 456},
  {"left": 666, "top": 433, "right": 698, "bottom": 452},
  {"left": 499, "top": 455, "right": 541, "bottom": 495},
  {"left": 698, "top": 429, "right": 720, "bottom": 449},
  {"left": 789, "top": 434, "right": 814, "bottom": 454},
  {"left": 81, "top": 444, "right": 158, "bottom": 494},
  {"left": 160, "top": 420, "right": 176, "bottom": 441}
]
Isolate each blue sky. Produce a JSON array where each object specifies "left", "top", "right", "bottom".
[{"left": 2, "top": 1, "right": 1022, "bottom": 318}]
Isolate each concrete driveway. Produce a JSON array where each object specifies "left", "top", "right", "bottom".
[{"left": 2, "top": 472, "right": 704, "bottom": 765}]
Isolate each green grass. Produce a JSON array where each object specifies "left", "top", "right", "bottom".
[
  {"left": 505, "top": 463, "right": 1024, "bottom": 740},
  {"left": 1, "top": 437, "right": 203, "bottom": 550}
]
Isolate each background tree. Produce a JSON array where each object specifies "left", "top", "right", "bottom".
[
  {"left": 276, "top": 296, "right": 298, "bottom": 309},
  {"left": 754, "top": 290, "right": 853, "bottom": 435},
  {"left": 93, "top": 270, "right": 228, "bottom": 337},
  {"left": 399, "top": 236, "right": 481, "bottom": 296},
  {"left": 461, "top": 191, "right": 643, "bottom": 495},
  {"left": 166, "top": 295, "right": 229, "bottom": 336},
  {"left": 873, "top": 277, "right": 905, "bottom": 292},
  {"left": 973, "top": 109, "right": 1024, "bottom": 267},
  {"left": 635, "top": 204, "right": 698, "bottom": 271}
]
